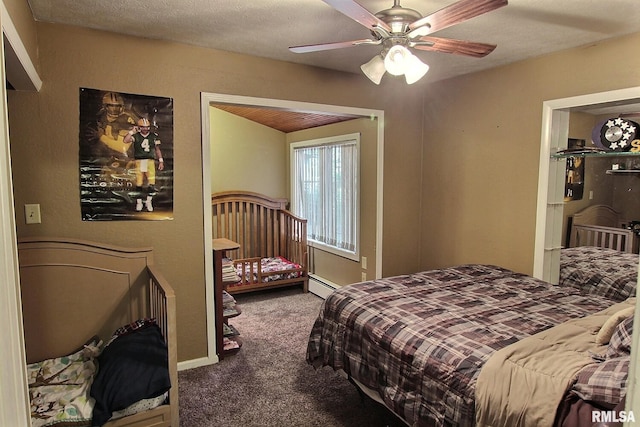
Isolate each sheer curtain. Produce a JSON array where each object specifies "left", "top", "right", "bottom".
[{"left": 292, "top": 136, "right": 359, "bottom": 258}]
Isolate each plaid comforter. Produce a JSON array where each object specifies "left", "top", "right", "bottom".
[
  {"left": 560, "top": 246, "right": 638, "bottom": 302},
  {"left": 307, "top": 264, "right": 616, "bottom": 426}
]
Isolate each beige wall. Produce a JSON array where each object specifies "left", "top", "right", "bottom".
[
  {"left": 210, "top": 107, "right": 287, "bottom": 197},
  {"left": 420, "top": 32, "right": 640, "bottom": 275},
  {"left": 7, "top": 22, "right": 424, "bottom": 362}
]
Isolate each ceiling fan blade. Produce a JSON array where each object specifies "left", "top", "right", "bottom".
[
  {"left": 413, "top": 36, "right": 497, "bottom": 57},
  {"left": 289, "top": 39, "right": 380, "bottom": 54},
  {"left": 408, "top": 0, "right": 508, "bottom": 35},
  {"left": 321, "top": 0, "right": 392, "bottom": 33}
]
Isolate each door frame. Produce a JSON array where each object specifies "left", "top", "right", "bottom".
[
  {"left": 533, "top": 86, "right": 640, "bottom": 281},
  {"left": 195, "top": 92, "right": 385, "bottom": 368},
  {"left": 1, "top": 3, "right": 42, "bottom": 424},
  {"left": 533, "top": 86, "right": 640, "bottom": 416}
]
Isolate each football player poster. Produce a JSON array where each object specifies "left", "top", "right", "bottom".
[{"left": 79, "top": 88, "right": 174, "bottom": 220}]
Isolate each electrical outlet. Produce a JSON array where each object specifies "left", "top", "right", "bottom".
[
  {"left": 361, "top": 272, "right": 367, "bottom": 282},
  {"left": 25, "top": 204, "right": 41, "bottom": 224}
]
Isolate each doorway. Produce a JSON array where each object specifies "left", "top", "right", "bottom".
[
  {"left": 533, "top": 86, "right": 640, "bottom": 281},
  {"left": 199, "top": 92, "right": 385, "bottom": 366},
  {"left": 533, "top": 85, "right": 640, "bottom": 414}
]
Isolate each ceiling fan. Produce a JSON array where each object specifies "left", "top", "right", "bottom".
[{"left": 289, "top": 0, "right": 508, "bottom": 84}]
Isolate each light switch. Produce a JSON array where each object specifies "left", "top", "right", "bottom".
[
  {"left": 25, "top": 204, "right": 41, "bottom": 224},
  {"left": 361, "top": 256, "right": 367, "bottom": 270}
]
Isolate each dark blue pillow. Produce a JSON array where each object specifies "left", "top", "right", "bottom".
[{"left": 90, "top": 323, "right": 170, "bottom": 426}]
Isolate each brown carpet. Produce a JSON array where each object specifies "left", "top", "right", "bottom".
[{"left": 178, "top": 287, "right": 406, "bottom": 427}]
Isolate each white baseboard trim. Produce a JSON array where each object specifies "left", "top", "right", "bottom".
[
  {"left": 177, "top": 355, "right": 218, "bottom": 371},
  {"left": 308, "top": 274, "right": 340, "bottom": 299}
]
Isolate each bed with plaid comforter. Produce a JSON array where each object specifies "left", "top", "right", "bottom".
[
  {"left": 306, "top": 264, "right": 617, "bottom": 426},
  {"left": 560, "top": 246, "right": 638, "bottom": 302}
]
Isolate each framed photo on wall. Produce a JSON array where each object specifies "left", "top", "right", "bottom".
[{"left": 79, "top": 88, "right": 174, "bottom": 220}]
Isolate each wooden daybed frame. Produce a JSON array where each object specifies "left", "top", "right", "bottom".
[
  {"left": 211, "top": 191, "right": 308, "bottom": 294},
  {"left": 18, "top": 237, "right": 179, "bottom": 427},
  {"left": 568, "top": 204, "right": 636, "bottom": 253}
]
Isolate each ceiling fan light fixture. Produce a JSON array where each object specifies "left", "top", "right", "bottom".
[
  {"left": 360, "top": 55, "right": 386, "bottom": 85},
  {"left": 290, "top": 0, "right": 507, "bottom": 86},
  {"left": 384, "top": 45, "right": 410, "bottom": 76},
  {"left": 404, "top": 55, "right": 429, "bottom": 84}
]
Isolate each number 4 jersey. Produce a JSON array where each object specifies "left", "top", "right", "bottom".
[{"left": 132, "top": 132, "right": 161, "bottom": 159}]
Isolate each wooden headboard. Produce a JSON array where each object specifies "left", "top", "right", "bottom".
[
  {"left": 571, "top": 204, "right": 625, "bottom": 228},
  {"left": 17, "top": 237, "right": 167, "bottom": 364},
  {"left": 211, "top": 190, "right": 307, "bottom": 267},
  {"left": 568, "top": 205, "right": 634, "bottom": 253},
  {"left": 18, "top": 237, "right": 179, "bottom": 426}
]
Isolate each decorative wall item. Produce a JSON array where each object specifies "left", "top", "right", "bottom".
[
  {"left": 79, "top": 88, "right": 173, "bottom": 220},
  {"left": 564, "top": 138, "right": 585, "bottom": 201},
  {"left": 592, "top": 117, "right": 638, "bottom": 151}
]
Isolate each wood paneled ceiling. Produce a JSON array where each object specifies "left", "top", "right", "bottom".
[{"left": 213, "top": 104, "right": 360, "bottom": 133}]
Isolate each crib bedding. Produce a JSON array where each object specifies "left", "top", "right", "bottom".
[
  {"left": 560, "top": 246, "right": 639, "bottom": 302},
  {"left": 28, "top": 340, "right": 100, "bottom": 427},
  {"left": 91, "top": 322, "right": 171, "bottom": 425},
  {"left": 234, "top": 256, "right": 303, "bottom": 283},
  {"left": 307, "top": 264, "right": 618, "bottom": 427},
  {"left": 28, "top": 319, "right": 170, "bottom": 427}
]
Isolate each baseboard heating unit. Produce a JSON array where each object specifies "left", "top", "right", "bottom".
[{"left": 308, "top": 274, "right": 339, "bottom": 299}]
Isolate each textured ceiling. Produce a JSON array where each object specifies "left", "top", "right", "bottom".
[
  {"left": 26, "top": 0, "right": 640, "bottom": 84},
  {"left": 25, "top": 0, "right": 640, "bottom": 127}
]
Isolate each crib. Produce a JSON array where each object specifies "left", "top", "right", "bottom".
[
  {"left": 568, "top": 204, "right": 636, "bottom": 253},
  {"left": 18, "top": 237, "right": 179, "bottom": 427},
  {"left": 211, "top": 191, "right": 308, "bottom": 294}
]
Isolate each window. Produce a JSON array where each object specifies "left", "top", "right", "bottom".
[{"left": 290, "top": 133, "right": 359, "bottom": 260}]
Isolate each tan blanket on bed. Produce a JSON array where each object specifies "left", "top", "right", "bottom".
[{"left": 475, "top": 300, "right": 634, "bottom": 427}]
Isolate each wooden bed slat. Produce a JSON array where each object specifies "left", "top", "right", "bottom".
[
  {"left": 568, "top": 204, "right": 638, "bottom": 253},
  {"left": 572, "top": 224, "right": 634, "bottom": 253}
]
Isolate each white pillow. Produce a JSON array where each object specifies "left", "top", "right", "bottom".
[{"left": 596, "top": 306, "right": 635, "bottom": 345}]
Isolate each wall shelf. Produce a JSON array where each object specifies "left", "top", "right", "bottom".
[
  {"left": 606, "top": 169, "right": 640, "bottom": 175},
  {"left": 551, "top": 150, "right": 640, "bottom": 159}
]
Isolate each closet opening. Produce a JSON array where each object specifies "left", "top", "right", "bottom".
[{"left": 198, "top": 93, "right": 385, "bottom": 367}]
